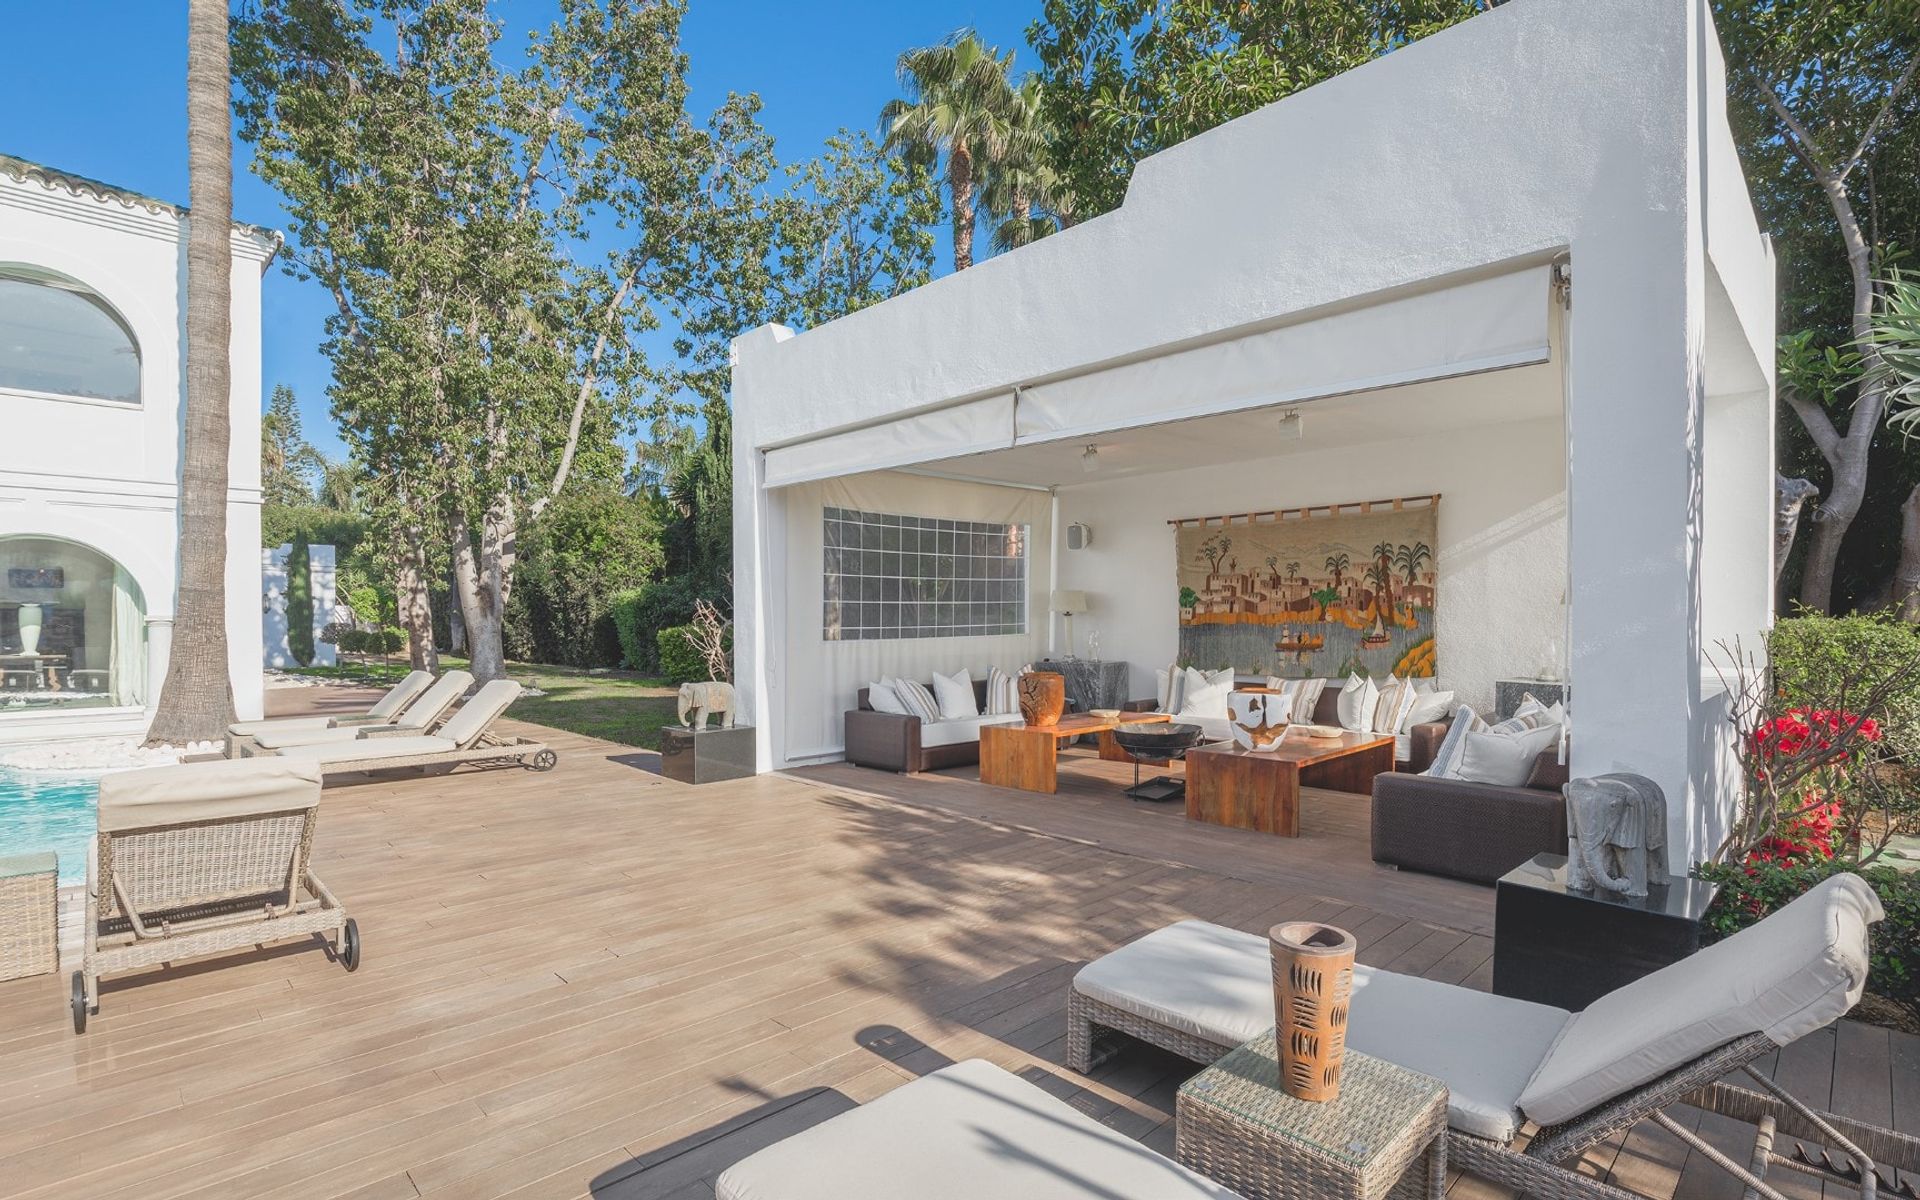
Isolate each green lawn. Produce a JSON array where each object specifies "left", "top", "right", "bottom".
[{"left": 280, "top": 655, "right": 683, "bottom": 750}]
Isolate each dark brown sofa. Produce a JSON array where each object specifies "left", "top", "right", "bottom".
[
  {"left": 1371, "top": 745, "right": 1570, "bottom": 885},
  {"left": 846, "top": 678, "right": 1011, "bottom": 773}
]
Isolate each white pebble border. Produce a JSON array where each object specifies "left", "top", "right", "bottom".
[{"left": 0, "top": 736, "right": 218, "bottom": 776}]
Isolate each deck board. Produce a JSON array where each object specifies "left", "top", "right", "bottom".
[{"left": 0, "top": 691, "right": 1900, "bottom": 1198}]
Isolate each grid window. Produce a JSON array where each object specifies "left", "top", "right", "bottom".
[{"left": 823, "top": 507, "right": 1027, "bottom": 641}]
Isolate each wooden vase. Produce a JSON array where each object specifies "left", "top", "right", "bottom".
[
  {"left": 1270, "top": 921, "right": 1357, "bottom": 1103},
  {"left": 1017, "top": 671, "right": 1066, "bottom": 727}
]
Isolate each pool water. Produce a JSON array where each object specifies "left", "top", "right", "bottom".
[{"left": 0, "top": 770, "right": 98, "bottom": 886}]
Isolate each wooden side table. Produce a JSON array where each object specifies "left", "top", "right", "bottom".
[
  {"left": 1178, "top": 1033, "right": 1448, "bottom": 1200},
  {"left": 1185, "top": 732, "right": 1394, "bottom": 837}
]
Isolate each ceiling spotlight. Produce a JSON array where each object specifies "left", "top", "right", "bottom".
[
  {"left": 1276, "top": 410, "right": 1304, "bottom": 440},
  {"left": 1081, "top": 443, "right": 1100, "bottom": 473}
]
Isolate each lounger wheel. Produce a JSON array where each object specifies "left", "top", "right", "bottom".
[
  {"left": 340, "top": 919, "right": 362, "bottom": 972},
  {"left": 530, "top": 749, "right": 557, "bottom": 772},
  {"left": 70, "top": 972, "right": 87, "bottom": 1034}
]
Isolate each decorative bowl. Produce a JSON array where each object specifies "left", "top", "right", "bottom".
[
  {"left": 1089, "top": 708, "right": 1122, "bottom": 720},
  {"left": 1303, "top": 725, "right": 1346, "bottom": 740}
]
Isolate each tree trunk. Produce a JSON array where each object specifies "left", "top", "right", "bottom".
[
  {"left": 448, "top": 507, "right": 506, "bottom": 683},
  {"left": 1896, "top": 484, "right": 1920, "bottom": 622},
  {"left": 951, "top": 147, "right": 975, "bottom": 272},
  {"left": 396, "top": 522, "right": 437, "bottom": 673},
  {"left": 147, "top": 0, "right": 237, "bottom": 746},
  {"left": 447, "top": 560, "right": 467, "bottom": 654}
]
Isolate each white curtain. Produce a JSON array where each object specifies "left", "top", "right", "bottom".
[{"left": 110, "top": 565, "right": 145, "bottom": 706}]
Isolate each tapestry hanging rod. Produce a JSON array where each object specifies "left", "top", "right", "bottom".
[{"left": 1166, "top": 492, "right": 1442, "bottom": 528}]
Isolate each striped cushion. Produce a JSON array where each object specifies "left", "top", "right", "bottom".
[
  {"left": 1373, "top": 677, "right": 1419, "bottom": 735},
  {"left": 985, "top": 666, "right": 1020, "bottom": 716},
  {"left": 892, "top": 679, "right": 941, "bottom": 723},
  {"left": 1289, "top": 677, "right": 1328, "bottom": 723}
]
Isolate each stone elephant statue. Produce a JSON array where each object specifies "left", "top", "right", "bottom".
[
  {"left": 677, "top": 681, "right": 736, "bottom": 730},
  {"left": 1563, "top": 772, "right": 1669, "bottom": 897}
]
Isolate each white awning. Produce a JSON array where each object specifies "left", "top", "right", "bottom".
[
  {"left": 760, "top": 265, "right": 1551, "bottom": 487},
  {"left": 761, "top": 391, "right": 1016, "bottom": 490}
]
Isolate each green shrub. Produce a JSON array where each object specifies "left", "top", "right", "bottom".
[
  {"left": 657, "top": 624, "right": 731, "bottom": 683},
  {"left": 335, "top": 629, "right": 368, "bottom": 654},
  {"left": 286, "top": 535, "right": 315, "bottom": 667},
  {"left": 378, "top": 627, "right": 407, "bottom": 655},
  {"left": 1695, "top": 858, "right": 1920, "bottom": 1020},
  {"left": 505, "top": 486, "right": 665, "bottom": 668},
  {"left": 613, "top": 576, "right": 728, "bottom": 671},
  {"left": 1770, "top": 611, "right": 1920, "bottom": 757}
]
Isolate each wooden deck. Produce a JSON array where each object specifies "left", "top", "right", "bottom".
[{"left": 0, "top": 689, "right": 1912, "bottom": 1199}]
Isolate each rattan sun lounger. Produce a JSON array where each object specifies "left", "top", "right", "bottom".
[
  {"left": 224, "top": 668, "right": 436, "bottom": 755},
  {"left": 237, "top": 670, "right": 475, "bottom": 755},
  {"left": 73, "top": 757, "right": 356, "bottom": 1033},
  {"left": 1068, "top": 874, "right": 1920, "bottom": 1200},
  {"left": 265, "top": 680, "right": 557, "bottom": 781}
]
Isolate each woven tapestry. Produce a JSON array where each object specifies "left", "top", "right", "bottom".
[{"left": 1175, "top": 497, "right": 1437, "bottom": 679}]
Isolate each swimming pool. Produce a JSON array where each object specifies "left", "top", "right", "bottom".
[{"left": 0, "top": 770, "right": 98, "bottom": 886}]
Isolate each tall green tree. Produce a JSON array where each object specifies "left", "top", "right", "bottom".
[
  {"left": 148, "top": 0, "right": 238, "bottom": 746},
  {"left": 261, "top": 384, "right": 324, "bottom": 507},
  {"left": 881, "top": 31, "right": 1021, "bottom": 272},
  {"left": 1716, "top": 0, "right": 1918, "bottom": 614},
  {"left": 983, "top": 76, "right": 1072, "bottom": 252},
  {"left": 235, "top": 0, "right": 769, "bottom": 682},
  {"left": 1027, "top": 0, "right": 1487, "bottom": 220}
]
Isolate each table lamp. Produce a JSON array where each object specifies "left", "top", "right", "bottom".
[{"left": 1051, "top": 590, "right": 1090, "bottom": 659}]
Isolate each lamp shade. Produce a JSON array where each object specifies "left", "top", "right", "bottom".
[{"left": 1050, "top": 589, "right": 1090, "bottom": 614}]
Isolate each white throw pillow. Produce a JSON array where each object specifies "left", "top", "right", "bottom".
[
  {"left": 985, "top": 666, "right": 1020, "bottom": 716},
  {"left": 866, "top": 680, "right": 909, "bottom": 716},
  {"left": 1184, "top": 666, "right": 1234, "bottom": 701},
  {"left": 1289, "top": 678, "right": 1328, "bottom": 724},
  {"left": 1335, "top": 674, "right": 1379, "bottom": 733},
  {"left": 892, "top": 678, "right": 941, "bottom": 723},
  {"left": 1424, "top": 704, "right": 1489, "bottom": 778},
  {"left": 1155, "top": 665, "right": 1186, "bottom": 715},
  {"left": 932, "top": 668, "right": 979, "bottom": 719},
  {"left": 1177, "top": 676, "right": 1234, "bottom": 720},
  {"left": 1401, "top": 688, "right": 1455, "bottom": 731},
  {"left": 1454, "top": 723, "right": 1562, "bottom": 787},
  {"left": 1411, "top": 677, "right": 1439, "bottom": 693},
  {"left": 1372, "top": 676, "right": 1417, "bottom": 735}
]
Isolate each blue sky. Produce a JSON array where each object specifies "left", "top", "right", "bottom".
[{"left": 0, "top": 1, "right": 1036, "bottom": 460}]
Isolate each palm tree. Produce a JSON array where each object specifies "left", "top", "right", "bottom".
[
  {"left": 984, "top": 76, "right": 1069, "bottom": 254},
  {"left": 318, "top": 461, "right": 361, "bottom": 512},
  {"left": 881, "top": 31, "right": 1017, "bottom": 272},
  {"left": 147, "top": 0, "right": 238, "bottom": 746},
  {"left": 1324, "top": 552, "right": 1350, "bottom": 588},
  {"left": 1285, "top": 561, "right": 1301, "bottom": 583},
  {"left": 1394, "top": 541, "right": 1433, "bottom": 587},
  {"left": 1369, "top": 539, "right": 1397, "bottom": 613}
]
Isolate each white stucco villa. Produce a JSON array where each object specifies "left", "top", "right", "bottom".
[
  {"left": 0, "top": 155, "right": 276, "bottom": 743},
  {"left": 731, "top": 0, "right": 1775, "bottom": 868}
]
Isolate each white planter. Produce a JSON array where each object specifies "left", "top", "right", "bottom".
[{"left": 17, "top": 604, "right": 43, "bottom": 655}]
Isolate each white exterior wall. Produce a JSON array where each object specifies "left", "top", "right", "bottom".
[
  {"left": 0, "top": 165, "right": 274, "bottom": 742},
  {"left": 1057, "top": 417, "right": 1567, "bottom": 715},
  {"left": 733, "top": 0, "right": 1777, "bottom": 864}
]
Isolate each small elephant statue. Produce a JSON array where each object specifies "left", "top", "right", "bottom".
[
  {"left": 1563, "top": 772, "right": 1669, "bottom": 897},
  {"left": 677, "top": 680, "right": 736, "bottom": 730}
]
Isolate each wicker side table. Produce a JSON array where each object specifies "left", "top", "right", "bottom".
[
  {"left": 0, "top": 852, "right": 58, "bottom": 982},
  {"left": 1177, "top": 1034, "right": 1448, "bottom": 1200}
]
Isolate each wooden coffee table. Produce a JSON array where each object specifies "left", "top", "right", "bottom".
[
  {"left": 1185, "top": 729, "right": 1394, "bottom": 837},
  {"left": 980, "top": 712, "right": 1171, "bottom": 795}
]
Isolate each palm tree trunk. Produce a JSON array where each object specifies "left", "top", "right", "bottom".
[
  {"left": 951, "top": 147, "right": 975, "bottom": 271},
  {"left": 1895, "top": 484, "right": 1920, "bottom": 621},
  {"left": 147, "top": 0, "right": 237, "bottom": 746}
]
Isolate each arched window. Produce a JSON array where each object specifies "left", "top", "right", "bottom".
[
  {"left": 0, "top": 266, "right": 141, "bottom": 404},
  {"left": 0, "top": 537, "right": 146, "bottom": 712}
]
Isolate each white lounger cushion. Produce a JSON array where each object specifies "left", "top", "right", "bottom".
[
  {"left": 714, "top": 1058, "right": 1239, "bottom": 1200},
  {"left": 273, "top": 735, "right": 457, "bottom": 765},
  {"left": 920, "top": 713, "right": 1023, "bottom": 748},
  {"left": 228, "top": 669, "right": 434, "bottom": 737},
  {"left": 251, "top": 723, "right": 377, "bottom": 749},
  {"left": 98, "top": 758, "right": 323, "bottom": 831},
  {"left": 1072, "top": 920, "right": 1570, "bottom": 1141},
  {"left": 1516, "top": 872, "right": 1882, "bottom": 1126},
  {"left": 1346, "top": 967, "right": 1569, "bottom": 1141}
]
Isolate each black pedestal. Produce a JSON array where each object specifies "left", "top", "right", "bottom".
[
  {"left": 658, "top": 724, "right": 756, "bottom": 785},
  {"left": 1493, "top": 853, "right": 1718, "bottom": 1011}
]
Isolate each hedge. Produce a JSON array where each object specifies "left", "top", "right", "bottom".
[
  {"left": 612, "top": 577, "right": 727, "bottom": 671},
  {"left": 657, "top": 624, "right": 732, "bottom": 684}
]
